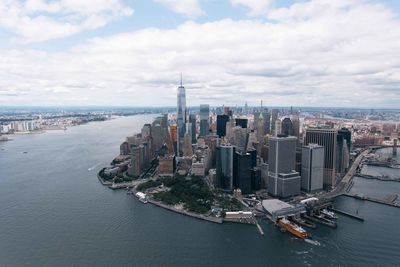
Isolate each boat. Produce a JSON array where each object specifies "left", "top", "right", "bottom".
[
  {"left": 135, "top": 192, "right": 148, "bottom": 204},
  {"left": 290, "top": 216, "right": 317, "bottom": 229},
  {"left": 321, "top": 209, "right": 338, "bottom": 219},
  {"left": 277, "top": 218, "right": 309, "bottom": 239}
]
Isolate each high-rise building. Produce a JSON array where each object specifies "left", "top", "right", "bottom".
[
  {"left": 338, "top": 128, "right": 351, "bottom": 152},
  {"left": 216, "top": 114, "right": 229, "bottom": 137},
  {"left": 233, "top": 151, "right": 252, "bottom": 194},
  {"left": 292, "top": 115, "right": 301, "bottom": 144},
  {"left": 267, "top": 136, "right": 300, "bottom": 198},
  {"left": 216, "top": 144, "right": 234, "bottom": 191},
  {"left": 271, "top": 109, "right": 279, "bottom": 133},
  {"left": 169, "top": 124, "right": 178, "bottom": 155},
  {"left": 189, "top": 114, "right": 197, "bottom": 143},
  {"left": 177, "top": 79, "right": 187, "bottom": 156},
  {"left": 304, "top": 128, "right": 338, "bottom": 189},
  {"left": 274, "top": 120, "right": 282, "bottom": 137},
  {"left": 263, "top": 111, "right": 271, "bottom": 134},
  {"left": 301, "top": 144, "right": 324, "bottom": 192},
  {"left": 281, "top": 117, "right": 293, "bottom": 136},
  {"left": 183, "top": 132, "right": 193, "bottom": 157},
  {"left": 199, "top": 104, "right": 210, "bottom": 137},
  {"left": 235, "top": 118, "right": 248, "bottom": 129}
]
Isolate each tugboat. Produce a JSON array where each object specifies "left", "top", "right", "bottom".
[{"left": 278, "top": 218, "right": 310, "bottom": 239}]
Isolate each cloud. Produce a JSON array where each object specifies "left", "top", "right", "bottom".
[
  {"left": 0, "top": 0, "right": 134, "bottom": 43},
  {"left": 154, "top": 0, "right": 204, "bottom": 17},
  {"left": 230, "top": 0, "right": 273, "bottom": 16},
  {"left": 0, "top": 0, "right": 399, "bottom": 108}
]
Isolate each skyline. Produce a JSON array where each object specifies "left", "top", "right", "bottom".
[{"left": 1, "top": 0, "right": 400, "bottom": 108}]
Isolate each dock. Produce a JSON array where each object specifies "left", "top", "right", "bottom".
[
  {"left": 329, "top": 208, "right": 364, "bottom": 221},
  {"left": 255, "top": 221, "right": 265, "bottom": 236},
  {"left": 343, "top": 193, "right": 400, "bottom": 208},
  {"left": 303, "top": 214, "right": 337, "bottom": 229}
]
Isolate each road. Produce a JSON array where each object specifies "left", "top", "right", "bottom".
[{"left": 320, "top": 149, "right": 370, "bottom": 200}]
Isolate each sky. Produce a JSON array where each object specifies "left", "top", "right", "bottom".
[{"left": 0, "top": 0, "right": 399, "bottom": 108}]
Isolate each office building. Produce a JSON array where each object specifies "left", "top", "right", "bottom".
[
  {"left": 267, "top": 136, "right": 300, "bottom": 198},
  {"left": 271, "top": 109, "right": 279, "bottom": 133},
  {"left": 177, "top": 79, "right": 187, "bottom": 156},
  {"left": 235, "top": 118, "right": 248, "bottom": 129},
  {"left": 216, "top": 114, "right": 229, "bottom": 137},
  {"left": 233, "top": 151, "right": 252, "bottom": 194},
  {"left": 304, "top": 127, "right": 338, "bottom": 189},
  {"left": 216, "top": 145, "right": 234, "bottom": 191},
  {"left": 189, "top": 114, "right": 197, "bottom": 143},
  {"left": 281, "top": 117, "right": 293, "bottom": 136},
  {"left": 199, "top": 104, "right": 210, "bottom": 137},
  {"left": 301, "top": 144, "right": 324, "bottom": 192}
]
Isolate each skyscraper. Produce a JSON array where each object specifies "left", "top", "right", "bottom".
[
  {"left": 304, "top": 128, "right": 338, "bottom": 189},
  {"left": 274, "top": 120, "right": 282, "bottom": 137},
  {"left": 301, "top": 144, "right": 324, "bottom": 192},
  {"left": 233, "top": 151, "right": 252, "bottom": 194},
  {"left": 199, "top": 104, "right": 210, "bottom": 137},
  {"left": 216, "top": 144, "right": 234, "bottom": 191},
  {"left": 235, "top": 118, "right": 248, "bottom": 128},
  {"left": 271, "top": 109, "right": 279, "bottom": 134},
  {"left": 267, "top": 136, "right": 300, "bottom": 198},
  {"left": 177, "top": 77, "right": 187, "bottom": 156},
  {"left": 189, "top": 114, "right": 197, "bottom": 143},
  {"left": 216, "top": 114, "right": 229, "bottom": 137},
  {"left": 281, "top": 117, "right": 293, "bottom": 136}
]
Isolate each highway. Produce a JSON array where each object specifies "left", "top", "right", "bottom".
[{"left": 320, "top": 149, "right": 370, "bottom": 200}]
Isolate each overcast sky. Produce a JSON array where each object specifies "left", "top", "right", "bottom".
[{"left": 0, "top": 0, "right": 399, "bottom": 108}]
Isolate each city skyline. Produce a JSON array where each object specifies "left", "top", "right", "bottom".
[{"left": 0, "top": 0, "right": 400, "bottom": 108}]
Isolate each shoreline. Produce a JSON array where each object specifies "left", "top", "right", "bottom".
[{"left": 146, "top": 198, "right": 223, "bottom": 224}]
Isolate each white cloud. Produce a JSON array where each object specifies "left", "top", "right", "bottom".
[
  {"left": 0, "top": 0, "right": 134, "bottom": 43},
  {"left": 154, "top": 0, "right": 204, "bottom": 17},
  {"left": 230, "top": 0, "right": 273, "bottom": 16},
  {"left": 0, "top": 0, "right": 399, "bottom": 107}
]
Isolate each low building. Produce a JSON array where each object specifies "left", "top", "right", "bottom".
[
  {"left": 225, "top": 211, "right": 253, "bottom": 219},
  {"left": 261, "top": 199, "right": 306, "bottom": 222}
]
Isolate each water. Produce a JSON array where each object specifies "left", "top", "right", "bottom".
[{"left": 1, "top": 116, "right": 399, "bottom": 267}]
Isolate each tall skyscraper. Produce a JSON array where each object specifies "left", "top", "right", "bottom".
[
  {"left": 304, "top": 128, "right": 338, "bottom": 189},
  {"left": 177, "top": 77, "right": 187, "bottom": 156},
  {"left": 263, "top": 111, "right": 271, "bottom": 134},
  {"left": 274, "top": 120, "right": 282, "bottom": 137},
  {"left": 267, "top": 136, "right": 300, "bottom": 198},
  {"left": 281, "top": 117, "right": 293, "bottom": 136},
  {"left": 235, "top": 118, "right": 248, "bottom": 128},
  {"left": 216, "top": 144, "right": 234, "bottom": 191},
  {"left": 301, "top": 144, "right": 324, "bottom": 192},
  {"left": 271, "top": 109, "right": 279, "bottom": 133},
  {"left": 338, "top": 128, "right": 351, "bottom": 152},
  {"left": 199, "top": 104, "right": 210, "bottom": 137},
  {"left": 216, "top": 114, "right": 229, "bottom": 137},
  {"left": 233, "top": 151, "right": 252, "bottom": 194},
  {"left": 189, "top": 114, "right": 197, "bottom": 143}
]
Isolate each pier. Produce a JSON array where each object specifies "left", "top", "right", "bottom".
[
  {"left": 343, "top": 193, "right": 400, "bottom": 208},
  {"left": 356, "top": 173, "right": 400, "bottom": 182},
  {"left": 255, "top": 221, "right": 265, "bottom": 236},
  {"left": 329, "top": 208, "right": 364, "bottom": 221}
]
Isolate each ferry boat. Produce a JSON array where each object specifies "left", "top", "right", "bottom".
[
  {"left": 321, "top": 209, "right": 338, "bottom": 219},
  {"left": 135, "top": 192, "right": 148, "bottom": 204},
  {"left": 278, "top": 218, "right": 309, "bottom": 239}
]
